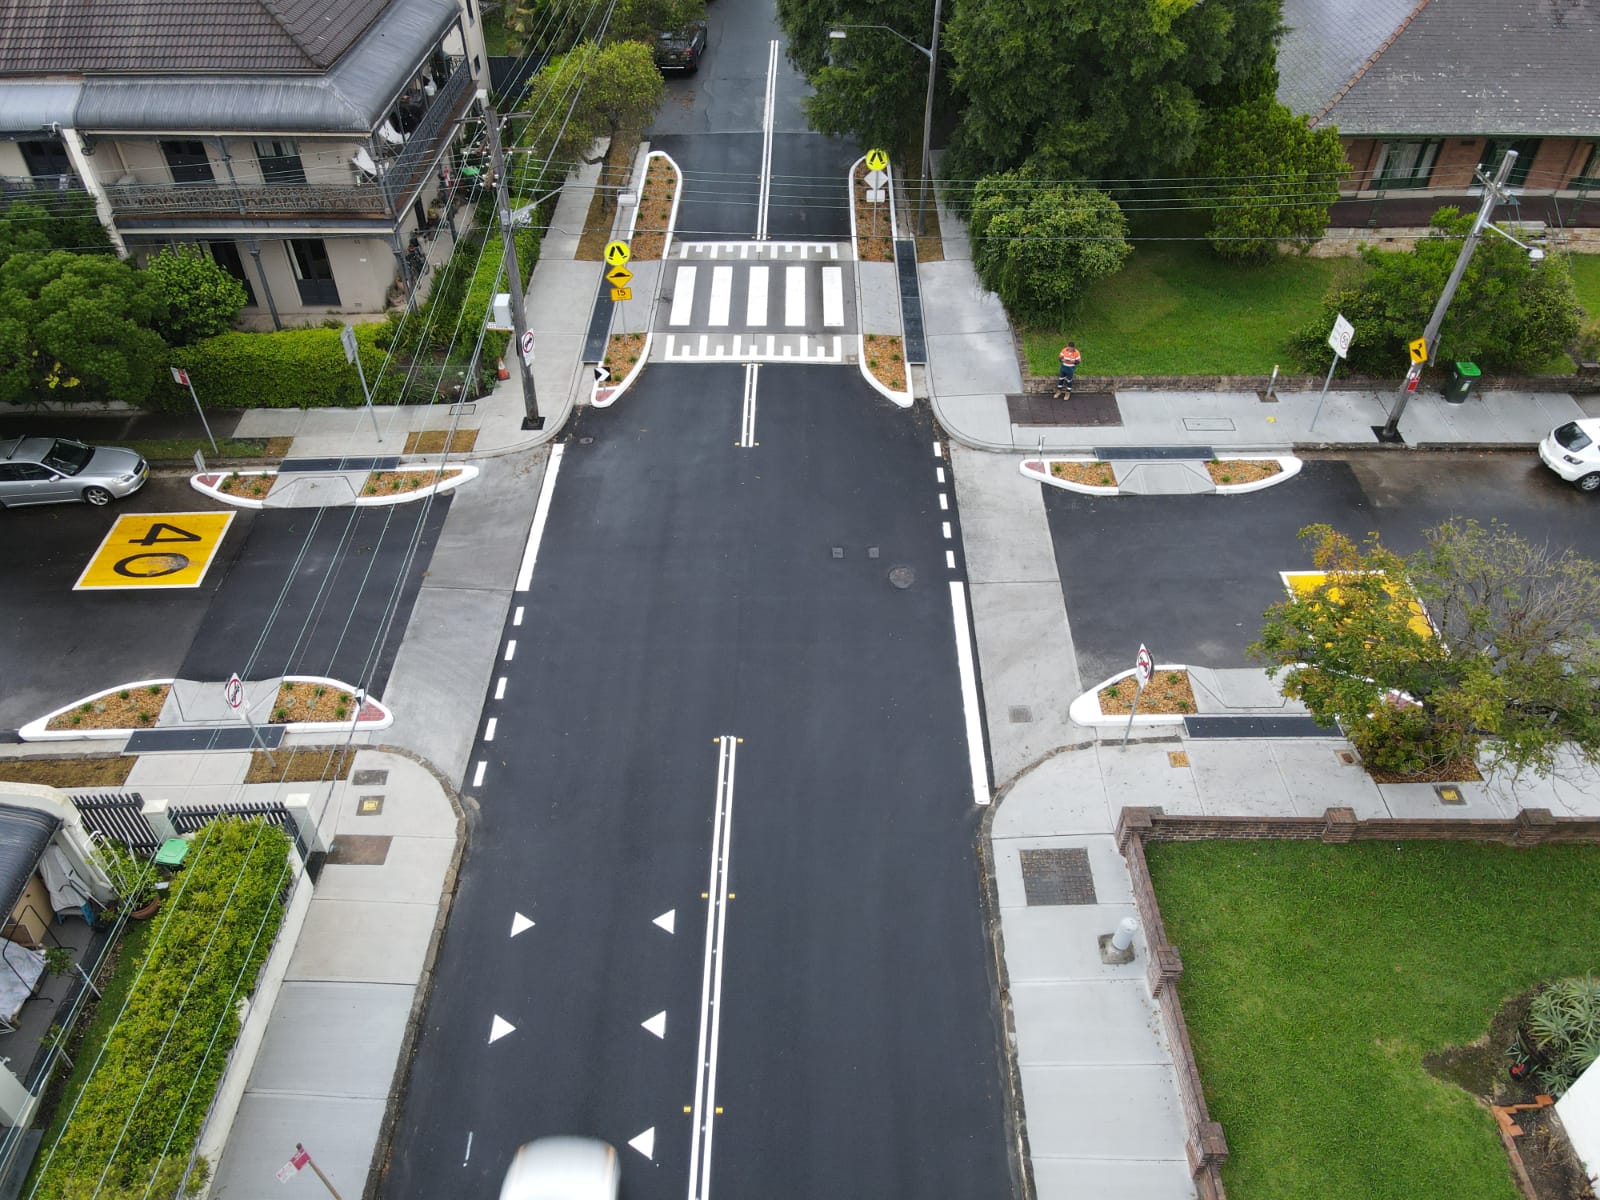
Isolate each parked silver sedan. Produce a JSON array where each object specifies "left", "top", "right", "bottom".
[{"left": 0, "top": 437, "right": 148, "bottom": 507}]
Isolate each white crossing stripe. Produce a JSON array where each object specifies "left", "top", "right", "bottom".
[
  {"left": 709, "top": 265, "right": 733, "bottom": 326},
  {"left": 746, "top": 266, "right": 769, "bottom": 326},
  {"left": 785, "top": 266, "right": 805, "bottom": 327},
  {"left": 670, "top": 265, "right": 697, "bottom": 326},
  {"left": 821, "top": 267, "right": 844, "bottom": 327}
]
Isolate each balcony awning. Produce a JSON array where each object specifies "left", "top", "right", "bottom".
[
  {"left": 74, "top": 0, "right": 459, "bottom": 136},
  {"left": 0, "top": 804, "right": 61, "bottom": 927},
  {"left": 0, "top": 81, "right": 83, "bottom": 137}
]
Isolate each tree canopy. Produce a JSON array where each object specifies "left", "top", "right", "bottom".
[
  {"left": 1204, "top": 96, "right": 1347, "bottom": 262},
  {"left": 517, "top": 40, "right": 665, "bottom": 175},
  {"left": 144, "top": 247, "right": 249, "bottom": 346},
  {"left": 1252, "top": 522, "right": 1600, "bottom": 777},
  {"left": 1287, "top": 208, "right": 1583, "bottom": 374},
  {"left": 940, "top": 0, "right": 1281, "bottom": 195}
]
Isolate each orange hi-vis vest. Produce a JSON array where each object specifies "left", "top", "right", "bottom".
[{"left": 1059, "top": 346, "right": 1081, "bottom": 366}]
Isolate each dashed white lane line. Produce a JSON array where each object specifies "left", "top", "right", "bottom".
[
  {"left": 947, "top": 583, "right": 990, "bottom": 806},
  {"left": 484, "top": 717, "right": 498, "bottom": 742},
  {"left": 670, "top": 266, "right": 698, "bottom": 325},
  {"left": 938, "top": 493, "right": 949, "bottom": 511},
  {"left": 933, "top": 440, "right": 942, "bottom": 458},
  {"left": 516, "top": 443, "right": 564, "bottom": 592},
  {"left": 472, "top": 761, "right": 487, "bottom": 788},
  {"left": 463, "top": 1131, "right": 473, "bottom": 1165},
  {"left": 513, "top": 606, "right": 524, "bottom": 626},
  {"left": 495, "top": 677, "right": 507, "bottom": 700},
  {"left": 942, "top": 521, "right": 952, "bottom": 539},
  {"left": 947, "top": 550, "right": 957, "bottom": 569},
  {"left": 936, "top": 466, "right": 946, "bottom": 484},
  {"left": 503, "top": 640, "right": 516, "bottom": 661}
]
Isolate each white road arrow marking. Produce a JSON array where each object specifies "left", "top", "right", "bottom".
[
  {"left": 488, "top": 1015, "right": 515, "bottom": 1044},
  {"left": 653, "top": 909, "right": 676, "bottom": 934},
  {"left": 642, "top": 1011, "right": 667, "bottom": 1039},
  {"left": 510, "top": 912, "right": 534, "bottom": 937},
  {"left": 629, "top": 1127, "right": 656, "bottom": 1160}
]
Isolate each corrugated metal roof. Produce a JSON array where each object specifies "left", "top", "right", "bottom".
[
  {"left": 0, "top": 78, "right": 81, "bottom": 133},
  {"left": 45, "top": 0, "right": 457, "bottom": 134},
  {"left": 0, "top": 0, "right": 391, "bottom": 73},
  {"left": 0, "top": 803, "right": 61, "bottom": 928},
  {"left": 1279, "top": 0, "right": 1600, "bottom": 137}
]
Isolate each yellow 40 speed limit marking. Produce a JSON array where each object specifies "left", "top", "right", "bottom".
[{"left": 75, "top": 511, "right": 236, "bottom": 591}]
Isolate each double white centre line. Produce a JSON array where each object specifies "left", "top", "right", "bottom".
[
  {"left": 739, "top": 364, "right": 759, "bottom": 448},
  {"left": 687, "top": 735, "right": 740, "bottom": 1200},
  {"left": 755, "top": 40, "right": 779, "bottom": 240}
]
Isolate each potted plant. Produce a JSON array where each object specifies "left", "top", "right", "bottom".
[{"left": 94, "top": 839, "right": 162, "bottom": 920}]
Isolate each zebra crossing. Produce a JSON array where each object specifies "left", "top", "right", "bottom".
[{"left": 653, "top": 241, "right": 855, "bottom": 363}]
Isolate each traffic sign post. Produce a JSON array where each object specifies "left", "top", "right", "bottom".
[
  {"left": 276, "top": 1143, "right": 341, "bottom": 1197},
  {"left": 1310, "top": 313, "right": 1355, "bottom": 433},
  {"left": 228, "top": 669, "right": 277, "bottom": 769},
  {"left": 604, "top": 240, "right": 631, "bottom": 267},
  {"left": 519, "top": 329, "right": 535, "bottom": 366},
  {"left": 341, "top": 324, "right": 381, "bottom": 442},
  {"left": 169, "top": 367, "right": 219, "bottom": 456},
  {"left": 1123, "top": 644, "right": 1154, "bottom": 746}
]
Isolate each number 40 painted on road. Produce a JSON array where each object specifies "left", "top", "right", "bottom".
[{"left": 75, "top": 511, "right": 236, "bottom": 591}]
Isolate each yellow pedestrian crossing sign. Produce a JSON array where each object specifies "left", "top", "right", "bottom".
[
  {"left": 604, "top": 240, "right": 630, "bottom": 267},
  {"left": 1408, "top": 336, "right": 1428, "bottom": 365},
  {"left": 865, "top": 148, "right": 889, "bottom": 171},
  {"left": 610, "top": 287, "right": 633, "bottom": 302},
  {"left": 606, "top": 265, "right": 633, "bottom": 288}
]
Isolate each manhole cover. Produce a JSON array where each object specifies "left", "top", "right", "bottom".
[
  {"left": 888, "top": 566, "right": 915, "bottom": 589},
  {"left": 1020, "top": 847, "right": 1097, "bottom": 905}
]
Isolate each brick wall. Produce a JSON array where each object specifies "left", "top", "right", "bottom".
[{"left": 1112, "top": 805, "right": 1600, "bottom": 1200}]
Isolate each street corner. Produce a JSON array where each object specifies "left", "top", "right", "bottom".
[
  {"left": 191, "top": 464, "right": 477, "bottom": 509},
  {"left": 17, "top": 674, "right": 393, "bottom": 742},
  {"left": 590, "top": 338, "right": 652, "bottom": 409},
  {"left": 1068, "top": 663, "right": 1198, "bottom": 730}
]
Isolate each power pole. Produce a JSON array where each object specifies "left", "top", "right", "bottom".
[
  {"left": 916, "top": 0, "right": 943, "bottom": 237},
  {"left": 478, "top": 90, "right": 542, "bottom": 430},
  {"left": 1377, "top": 149, "right": 1517, "bottom": 443}
]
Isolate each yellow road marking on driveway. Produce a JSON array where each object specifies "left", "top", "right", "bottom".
[{"left": 1279, "top": 570, "right": 1434, "bottom": 639}]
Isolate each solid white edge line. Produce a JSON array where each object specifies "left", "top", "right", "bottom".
[
  {"left": 948, "top": 583, "right": 991, "bottom": 806},
  {"left": 472, "top": 760, "right": 487, "bottom": 787},
  {"left": 700, "top": 736, "right": 735, "bottom": 1200},
  {"left": 687, "top": 737, "right": 732, "bottom": 1199},
  {"left": 515, "top": 443, "right": 565, "bottom": 592}
]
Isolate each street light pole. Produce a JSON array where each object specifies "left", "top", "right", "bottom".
[
  {"left": 829, "top": 12, "right": 942, "bottom": 236},
  {"left": 1377, "top": 149, "right": 1518, "bottom": 443},
  {"left": 478, "top": 90, "right": 542, "bottom": 430}
]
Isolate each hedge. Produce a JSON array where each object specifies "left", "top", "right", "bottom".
[{"left": 33, "top": 819, "right": 291, "bottom": 1199}]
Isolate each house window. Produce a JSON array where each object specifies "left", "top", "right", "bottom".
[
  {"left": 207, "top": 241, "right": 257, "bottom": 307},
  {"left": 1570, "top": 143, "right": 1600, "bottom": 189},
  {"left": 287, "top": 239, "right": 340, "bottom": 306},
  {"left": 18, "top": 138, "right": 72, "bottom": 182},
  {"left": 1478, "top": 139, "right": 1540, "bottom": 187},
  {"left": 1371, "top": 140, "right": 1441, "bottom": 190},
  {"left": 254, "top": 140, "right": 306, "bottom": 186},
  {"left": 161, "top": 140, "right": 215, "bottom": 185}
]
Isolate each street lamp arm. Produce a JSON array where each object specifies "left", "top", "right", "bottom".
[
  {"left": 829, "top": 23, "right": 933, "bottom": 60},
  {"left": 1483, "top": 221, "right": 1546, "bottom": 261}
]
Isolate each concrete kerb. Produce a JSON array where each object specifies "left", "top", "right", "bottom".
[
  {"left": 190, "top": 465, "right": 478, "bottom": 509},
  {"left": 593, "top": 146, "right": 678, "bottom": 409},
  {"left": 846, "top": 154, "right": 913, "bottom": 408}
]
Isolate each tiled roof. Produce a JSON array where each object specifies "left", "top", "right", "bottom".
[
  {"left": 1278, "top": 0, "right": 1600, "bottom": 137},
  {"left": 0, "top": 0, "right": 392, "bottom": 73}
]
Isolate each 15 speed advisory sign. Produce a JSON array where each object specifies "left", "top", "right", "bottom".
[{"left": 75, "top": 511, "right": 236, "bottom": 591}]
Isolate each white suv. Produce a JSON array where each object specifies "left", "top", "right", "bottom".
[{"left": 1539, "top": 419, "right": 1600, "bottom": 492}]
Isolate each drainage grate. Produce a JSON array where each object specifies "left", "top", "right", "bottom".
[
  {"left": 325, "top": 834, "right": 392, "bottom": 865},
  {"left": 353, "top": 769, "right": 389, "bottom": 786},
  {"left": 1020, "top": 848, "right": 1097, "bottom": 905}
]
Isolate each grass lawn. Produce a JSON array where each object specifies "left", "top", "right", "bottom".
[
  {"left": 123, "top": 437, "right": 288, "bottom": 464},
  {"left": 1568, "top": 251, "right": 1600, "bottom": 320},
  {"left": 1020, "top": 238, "right": 1336, "bottom": 376},
  {"left": 1145, "top": 839, "right": 1600, "bottom": 1200}
]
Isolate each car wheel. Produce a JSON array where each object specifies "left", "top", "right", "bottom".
[
  {"left": 1578, "top": 473, "right": 1600, "bottom": 493},
  {"left": 83, "top": 486, "right": 114, "bottom": 506}
]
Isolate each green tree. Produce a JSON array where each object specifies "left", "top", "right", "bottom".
[
  {"left": 0, "top": 250, "right": 167, "bottom": 404},
  {"left": 504, "top": 0, "right": 701, "bottom": 55},
  {"left": 779, "top": 0, "right": 941, "bottom": 172},
  {"left": 517, "top": 40, "right": 665, "bottom": 174},
  {"left": 968, "top": 171, "right": 1130, "bottom": 322},
  {"left": 940, "top": 0, "right": 1281, "bottom": 199},
  {"left": 0, "top": 198, "right": 111, "bottom": 265},
  {"left": 144, "top": 247, "right": 247, "bottom": 345},
  {"left": 1287, "top": 208, "right": 1582, "bottom": 374},
  {"left": 1203, "top": 97, "right": 1347, "bottom": 262},
  {"left": 1252, "top": 522, "right": 1600, "bottom": 777}
]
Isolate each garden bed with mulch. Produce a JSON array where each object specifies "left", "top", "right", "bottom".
[
  {"left": 604, "top": 331, "right": 646, "bottom": 379},
  {"left": 362, "top": 468, "right": 464, "bottom": 497},
  {"left": 403, "top": 429, "right": 478, "bottom": 455},
  {"left": 0, "top": 757, "right": 136, "bottom": 788},
  {"left": 863, "top": 334, "right": 907, "bottom": 391},
  {"left": 1366, "top": 756, "right": 1485, "bottom": 784},
  {"left": 244, "top": 746, "right": 356, "bottom": 784},
  {"left": 630, "top": 155, "right": 678, "bottom": 260},
  {"left": 268, "top": 681, "right": 359, "bottom": 724},
  {"left": 46, "top": 685, "right": 170, "bottom": 732},
  {"left": 853, "top": 161, "right": 893, "bottom": 262},
  {"left": 215, "top": 472, "right": 274, "bottom": 499},
  {"left": 1097, "top": 670, "right": 1196, "bottom": 716},
  {"left": 1050, "top": 460, "right": 1116, "bottom": 487},
  {"left": 1205, "top": 459, "right": 1282, "bottom": 486}
]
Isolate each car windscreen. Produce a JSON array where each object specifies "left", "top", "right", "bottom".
[
  {"left": 1556, "top": 422, "right": 1593, "bottom": 452},
  {"left": 41, "top": 440, "right": 94, "bottom": 475}
]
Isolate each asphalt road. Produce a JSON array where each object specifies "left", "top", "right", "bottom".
[
  {"left": 1045, "top": 450, "right": 1600, "bottom": 684},
  {"left": 382, "top": 367, "right": 1010, "bottom": 1198},
  {"left": 0, "top": 476, "right": 447, "bottom": 734}
]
